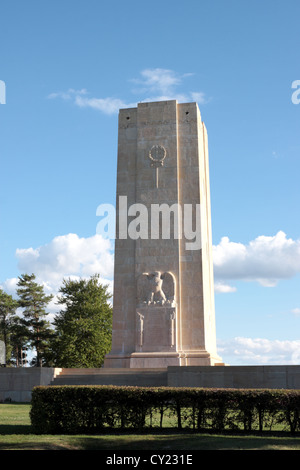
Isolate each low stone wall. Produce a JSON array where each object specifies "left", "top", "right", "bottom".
[
  {"left": 167, "top": 365, "right": 300, "bottom": 389},
  {"left": 1, "top": 365, "right": 300, "bottom": 402},
  {"left": 0, "top": 368, "right": 61, "bottom": 402}
]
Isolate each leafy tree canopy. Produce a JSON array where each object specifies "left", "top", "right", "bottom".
[{"left": 52, "top": 274, "right": 112, "bottom": 368}]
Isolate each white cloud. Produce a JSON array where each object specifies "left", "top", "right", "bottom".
[
  {"left": 16, "top": 233, "right": 114, "bottom": 283},
  {"left": 48, "top": 68, "right": 208, "bottom": 114},
  {"left": 8, "top": 230, "right": 300, "bottom": 303},
  {"left": 213, "top": 231, "right": 300, "bottom": 290},
  {"left": 218, "top": 337, "right": 300, "bottom": 365},
  {"left": 1, "top": 233, "right": 115, "bottom": 317},
  {"left": 1, "top": 277, "right": 19, "bottom": 297},
  {"left": 2, "top": 230, "right": 299, "bottom": 355}
]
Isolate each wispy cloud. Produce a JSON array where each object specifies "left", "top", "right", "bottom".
[
  {"left": 218, "top": 337, "right": 300, "bottom": 365},
  {"left": 131, "top": 68, "right": 183, "bottom": 95},
  {"left": 74, "top": 95, "right": 136, "bottom": 115},
  {"left": 47, "top": 88, "right": 88, "bottom": 100},
  {"left": 130, "top": 68, "right": 207, "bottom": 104},
  {"left": 131, "top": 69, "right": 196, "bottom": 95},
  {"left": 47, "top": 68, "right": 208, "bottom": 114},
  {"left": 214, "top": 282, "right": 237, "bottom": 293},
  {"left": 291, "top": 308, "right": 300, "bottom": 316}
]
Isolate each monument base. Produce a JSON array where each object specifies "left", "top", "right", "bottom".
[{"left": 104, "top": 350, "right": 224, "bottom": 369}]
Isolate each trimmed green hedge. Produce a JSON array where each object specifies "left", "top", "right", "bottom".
[{"left": 30, "top": 385, "right": 300, "bottom": 434}]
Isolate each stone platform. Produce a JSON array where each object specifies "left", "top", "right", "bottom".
[{"left": 51, "top": 365, "right": 300, "bottom": 389}]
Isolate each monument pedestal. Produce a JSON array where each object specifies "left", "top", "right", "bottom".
[
  {"left": 136, "top": 305, "right": 176, "bottom": 352},
  {"left": 129, "top": 351, "right": 223, "bottom": 368},
  {"left": 104, "top": 351, "right": 223, "bottom": 369},
  {"left": 105, "top": 301, "right": 223, "bottom": 368}
]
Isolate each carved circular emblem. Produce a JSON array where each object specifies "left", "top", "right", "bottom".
[{"left": 148, "top": 145, "right": 166, "bottom": 167}]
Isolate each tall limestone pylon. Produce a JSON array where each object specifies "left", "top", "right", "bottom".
[{"left": 104, "top": 100, "right": 223, "bottom": 368}]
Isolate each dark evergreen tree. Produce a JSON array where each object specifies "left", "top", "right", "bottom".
[
  {"left": 16, "top": 273, "right": 53, "bottom": 367},
  {"left": 0, "top": 289, "right": 19, "bottom": 365},
  {"left": 9, "top": 316, "right": 30, "bottom": 367}
]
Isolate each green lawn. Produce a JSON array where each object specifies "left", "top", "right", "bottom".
[{"left": 1, "top": 403, "right": 300, "bottom": 450}]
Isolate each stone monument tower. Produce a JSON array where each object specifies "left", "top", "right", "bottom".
[{"left": 104, "top": 100, "right": 223, "bottom": 368}]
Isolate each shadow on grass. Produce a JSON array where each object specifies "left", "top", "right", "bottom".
[
  {"left": 0, "top": 424, "right": 32, "bottom": 435},
  {"left": 65, "top": 433, "right": 300, "bottom": 450},
  {"left": 0, "top": 430, "right": 300, "bottom": 451},
  {"left": 0, "top": 440, "right": 76, "bottom": 450}
]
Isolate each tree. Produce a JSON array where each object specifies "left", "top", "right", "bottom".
[
  {"left": 9, "top": 316, "right": 30, "bottom": 367},
  {"left": 51, "top": 274, "right": 112, "bottom": 367},
  {"left": 0, "top": 289, "right": 19, "bottom": 365},
  {"left": 16, "top": 273, "right": 53, "bottom": 367}
]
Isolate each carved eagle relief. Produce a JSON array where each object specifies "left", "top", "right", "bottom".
[{"left": 137, "top": 271, "right": 175, "bottom": 306}]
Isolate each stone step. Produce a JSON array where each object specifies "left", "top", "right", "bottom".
[
  {"left": 57, "top": 368, "right": 167, "bottom": 375},
  {"left": 51, "top": 368, "right": 168, "bottom": 387}
]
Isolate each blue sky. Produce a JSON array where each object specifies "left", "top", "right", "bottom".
[{"left": 1, "top": 0, "right": 300, "bottom": 365}]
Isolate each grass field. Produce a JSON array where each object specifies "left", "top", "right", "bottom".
[{"left": 1, "top": 403, "right": 300, "bottom": 451}]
